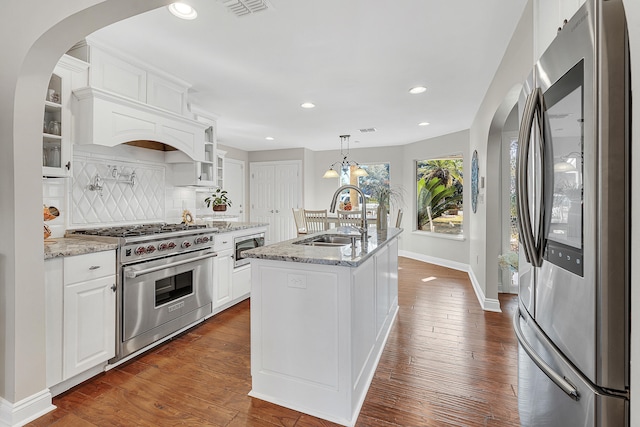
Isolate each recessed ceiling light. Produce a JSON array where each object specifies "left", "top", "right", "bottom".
[
  {"left": 168, "top": 3, "right": 198, "bottom": 20},
  {"left": 418, "top": 122, "right": 430, "bottom": 126},
  {"left": 300, "top": 102, "right": 316, "bottom": 109},
  {"left": 409, "top": 86, "right": 427, "bottom": 95},
  {"left": 265, "top": 136, "right": 274, "bottom": 141}
]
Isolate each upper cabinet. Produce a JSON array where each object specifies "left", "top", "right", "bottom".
[
  {"left": 534, "top": 0, "right": 586, "bottom": 61},
  {"left": 43, "top": 55, "right": 89, "bottom": 177},
  {"left": 68, "top": 39, "right": 207, "bottom": 162},
  {"left": 171, "top": 125, "right": 218, "bottom": 186}
]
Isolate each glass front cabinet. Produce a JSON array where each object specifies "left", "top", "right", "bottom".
[{"left": 43, "top": 55, "right": 89, "bottom": 177}]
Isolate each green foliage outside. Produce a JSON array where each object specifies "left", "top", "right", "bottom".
[{"left": 416, "top": 158, "right": 464, "bottom": 234}]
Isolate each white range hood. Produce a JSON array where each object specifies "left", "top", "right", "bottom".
[{"left": 69, "top": 39, "right": 208, "bottom": 162}]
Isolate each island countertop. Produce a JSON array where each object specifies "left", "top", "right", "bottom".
[{"left": 242, "top": 227, "right": 402, "bottom": 267}]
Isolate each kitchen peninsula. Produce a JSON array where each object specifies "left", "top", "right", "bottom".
[{"left": 243, "top": 227, "right": 401, "bottom": 427}]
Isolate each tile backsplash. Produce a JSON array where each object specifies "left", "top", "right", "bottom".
[{"left": 70, "top": 155, "right": 166, "bottom": 226}]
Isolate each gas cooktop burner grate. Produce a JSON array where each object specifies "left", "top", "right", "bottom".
[{"left": 71, "top": 223, "right": 207, "bottom": 238}]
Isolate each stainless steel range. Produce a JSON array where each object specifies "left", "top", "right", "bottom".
[{"left": 69, "top": 223, "right": 216, "bottom": 362}]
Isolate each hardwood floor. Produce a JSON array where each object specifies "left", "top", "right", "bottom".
[{"left": 29, "top": 257, "right": 520, "bottom": 427}]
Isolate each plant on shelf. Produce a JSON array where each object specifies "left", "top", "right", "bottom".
[{"left": 205, "top": 188, "right": 232, "bottom": 212}]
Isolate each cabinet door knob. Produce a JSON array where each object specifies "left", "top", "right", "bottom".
[
  {"left": 275, "top": 210, "right": 279, "bottom": 213},
  {"left": 65, "top": 161, "right": 71, "bottom": 171},
  {"left": 111, "top": 284, "right": 117, "bottom": 292}
]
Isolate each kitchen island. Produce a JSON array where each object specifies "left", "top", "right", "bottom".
[{"left": 242, "top": 227, "right": 401, "bottom": 427}]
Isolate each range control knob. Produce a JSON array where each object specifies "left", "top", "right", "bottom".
[
  {"left": 146, "top": 245, "right": 156, "bottom": 254},
  {"left": 167, "top": 242, "right": 176, "bottom": 249},
  {"left": 181, "top": 241, "right": 192, "bottom": 249},
  {"left": 201, "top": 236, "right": 210, "bottom": 243},
  {"left": 134, "top": 246, "right": 146, "bottom": 255},
  {"left": 194, "top": 237, "right": 202, "bottom": 244},
  {"left": 158, "top": 243, "right": 168, "bottom": 251}
]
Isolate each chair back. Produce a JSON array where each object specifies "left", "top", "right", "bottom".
[
  {"left": 292, "top": 208, "right": 307, "bottom": 236},
  {"left": 337, "top": 209, "right": 364, "bottom": 228},
  {"left": 303, "top": 209, "right": 329, "bottom": 233},
  {"left": 395, "top": 209, "right": 404, "bottom": 228}
]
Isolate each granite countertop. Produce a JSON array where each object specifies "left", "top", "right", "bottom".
[
  {"left": 242, "top": 227, "right": 402, "bottom": 267},
  {"left": 44, "top": 222, "right": 267, "bottom": 259},
  {"left": 210, "top": 221, "right": 268, "bottom": 232},
  {"left": 44, "top": 236, "right": 119, "bottom": 260}
]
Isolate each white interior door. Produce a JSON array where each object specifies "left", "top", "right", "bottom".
[
  {"left": 224, "top": 158, "right": 246, "bottom": 221},
  {"left": 250, "top": 161, "right": 301, "bottom": 245},
  {"left": 273, "top": 163, "right": 300, "bottom": 242},
  {"left": 251, "top": 164, "right": 276, "bottom": 243}
]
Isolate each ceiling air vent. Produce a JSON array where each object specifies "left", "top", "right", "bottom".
[
  {"left": 222, "top": 0, "right": 270, "bottom": 17},
  {"left": 359, "top": 128, "right": 377, "bottom": 133}
]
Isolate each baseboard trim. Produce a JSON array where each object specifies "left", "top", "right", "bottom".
[
  {"left": 399, "top": 251, "right": 501, "bottom": 312},
  {"left": 0, "top": 389, "right": 54, "bottom": 427}
]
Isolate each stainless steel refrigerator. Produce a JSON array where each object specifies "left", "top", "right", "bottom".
[{"left": 514, "top": 0, "right": 630, "bottom": 425}]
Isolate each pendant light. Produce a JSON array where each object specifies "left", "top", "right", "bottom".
[{"left": 322, "top": 135, "right": 368, "bottom": 178}]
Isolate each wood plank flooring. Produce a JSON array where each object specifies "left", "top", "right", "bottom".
[{"left": 29, "top": 257, "right": 520, "bottom": 427}]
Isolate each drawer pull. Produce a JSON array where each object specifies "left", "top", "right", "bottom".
[{"left": 89, "top": 265, "right": 101, "bottom": 270}]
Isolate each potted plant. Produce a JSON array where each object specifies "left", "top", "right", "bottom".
[
  {"left": 205, "top": 188, "right": 232, "bottom": 212},
  {"left": 370, "top": 185, "right": 404, "bottom": 231}
]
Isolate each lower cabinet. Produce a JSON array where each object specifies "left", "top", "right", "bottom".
[
  {"left": 232, "top": 264, "right": 251, "bottom": 299},
  {"left": 213, "top": 248, "right": 234, "bottom": 309},
  {"left": 45, "top": 250, "right": 116, "bottom": 390},
  {"left": 212, "top": 229, "right": 262, "bottom": 313},
  {"left": 63, "top": 275, "right": 116, "bottom": 379}
]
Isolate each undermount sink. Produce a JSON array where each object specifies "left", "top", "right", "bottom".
[{"left": 295, "top": 234, "right": 359, "bottom": 247}]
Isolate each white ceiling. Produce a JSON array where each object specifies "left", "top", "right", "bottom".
[{"left": 88, "top": 0, "right": 528, "bottom": 152}]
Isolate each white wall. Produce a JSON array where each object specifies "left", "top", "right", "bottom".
[
  {"left": 468, "top": 0, "right": 533, "bottom": 304},
  {"left": 401, "top": 130, "right": 471, "bottom": 265}
]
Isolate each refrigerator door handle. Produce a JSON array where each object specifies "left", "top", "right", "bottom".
[
  {"left": 516, "top": 89, "right": 538, "bottom": 266},
  {"left": 513, "top": 307, "right": 580, "bottom": 401}
]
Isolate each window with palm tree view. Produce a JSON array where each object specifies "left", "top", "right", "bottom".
[{"left": 416, "top": 155, "right": 463, "bottom": 235}]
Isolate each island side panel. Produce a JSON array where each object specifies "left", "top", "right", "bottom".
[
  {"left": 350, "top": 237, "right": 399, "bottom": 414},
  {"left": 250, "top": 259, "right": 353, "bottom": 424}
]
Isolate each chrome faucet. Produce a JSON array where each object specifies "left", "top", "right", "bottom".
[{"left": 330, "top": 185, "right": 368, "bottom": 241}]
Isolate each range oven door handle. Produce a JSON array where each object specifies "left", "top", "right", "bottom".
[
  {"left": 124, "top": 251, "right": 217, "bottom": 279},
  {"left": 513, "top": 306, "right": 580, "bottom": 401}
]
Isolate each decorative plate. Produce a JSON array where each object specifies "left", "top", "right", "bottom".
[
  {"left": 471, "top": 150, "right": 479, "bottom": 213},
  {"left": 182, "top": 209, "right": 194, "bottom": 225}
]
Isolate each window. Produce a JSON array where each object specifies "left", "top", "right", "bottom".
[
  {"left": 339, "top": 163, "right": 390, "bottom": 212},
  {"left": 416, "top": 155, "right": 464, "bottom": 235}
]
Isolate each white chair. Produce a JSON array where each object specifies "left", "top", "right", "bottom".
[
  {"left": 292, "top": 208, "right": 307, "bottom": 236},
  {"left": 303, "top": 209, "right": 329, "bottom": 233},
  {"left": 337, "top": 209, "right": 364, "bottom": 228}
]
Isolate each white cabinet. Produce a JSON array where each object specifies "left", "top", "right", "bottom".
[
  {"left": 232, "top": 264, "right": 251, "bottom": 300},
  {"left": 250, "top": 161, "right": 301, "bottom": 244},
  {"left": 42, "top": 55, "right": 88, "bottom": 177},
  {"left": 44, "top": 251, "right": 116, "bottom": 388},
  {"left": 213, "top": 234, "right": 234, "bottom": 311},
  {"left": 171, "top": 126, "right": 217, "bottom": 186},
  {"left": 45, "top": 258, "right": 64, "bottom": 387},
  {"left": 213, "top": 249, "right": 234, "bottom": 310},
  {"left": 45, "top": 250, "right": 116, "bottom": 390},
  {"left": 534, "top": 0, "right": 586, "bottom": 61},
  {"left": 63, "top": 275, "right": 116, "bottom": 379}
]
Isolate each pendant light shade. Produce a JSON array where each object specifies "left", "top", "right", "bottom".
[
  {"left": 322, "top": 168, "right": 340, "bottom": 179},
  {"left": 322, "top": 135, "right": 368, "bottom": 178}
]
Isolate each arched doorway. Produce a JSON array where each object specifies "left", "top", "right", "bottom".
[
  {"left": 0, "top": 1, "right": 171, "bottom": 422},
  {"left": 483, "top": 85, "right": 522, "bottom": 304}
]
